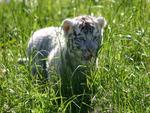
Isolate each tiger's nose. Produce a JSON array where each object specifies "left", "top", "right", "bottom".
[{"left": 84, "top": 51, "right": 93, "bottom": 60}]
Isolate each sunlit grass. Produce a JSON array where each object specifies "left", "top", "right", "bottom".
[{"left": 0, "top": 0, "right": 150, "bottom": 113}]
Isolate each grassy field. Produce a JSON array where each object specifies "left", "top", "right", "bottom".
[{"left": 0, "top": 0, "right": 150, "bottom": 113}]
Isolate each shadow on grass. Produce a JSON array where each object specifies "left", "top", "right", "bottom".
[{"left": 60, "top": 66, "right": 92, "bottom": 113}]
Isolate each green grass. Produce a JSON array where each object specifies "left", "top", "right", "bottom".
[{"left": 0, "top": 0, "right": 150, "bottom": 113}]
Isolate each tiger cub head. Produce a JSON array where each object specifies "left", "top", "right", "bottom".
[{"left": 62, "top": 15, "right": 107, "bottom": 65}]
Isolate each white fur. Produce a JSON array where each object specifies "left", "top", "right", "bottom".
[
  {"left": 27, "top": 16, "right": 107, "bottom": 77},
  {"left": 27, "top": 27, "right": 66, "bottom": 75}
]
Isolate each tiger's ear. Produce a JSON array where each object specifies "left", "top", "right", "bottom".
[
  {"left": 96, "top": 16, "right": 107, "bottom": 28},
  {"left": 62, "top": 19, "right": 74, "bottom": 34}
]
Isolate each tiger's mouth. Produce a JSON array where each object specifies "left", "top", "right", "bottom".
[
  {"left": 84, "top": 54, "right": 93, "bottom": 61},
  {"left": 82, "top": 51, "right": 95, "bottom": 61},
  {"left": 81, "top": 56, "right": 96, "bottom": 65},
  {"left": 71, "top": 51, "right": 96, "bottom": 65}
]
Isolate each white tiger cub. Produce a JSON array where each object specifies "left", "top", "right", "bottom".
[{"left": 27, "top": 15, "right": 107, "bottom": 78}]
